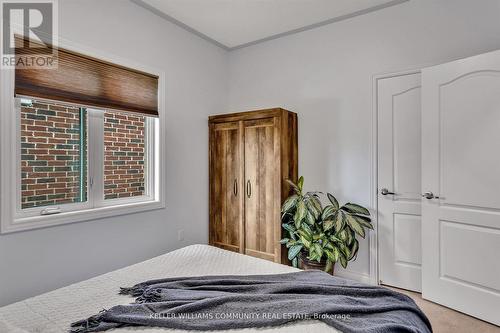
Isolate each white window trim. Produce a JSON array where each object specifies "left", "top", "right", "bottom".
[
  {"left": 14, "top": 99, "right": 93, "bottom": 220},
  {"left": 0, "top": 37, "right": 166, "bottom": 234}
]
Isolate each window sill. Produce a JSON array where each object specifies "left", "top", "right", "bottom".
[{"left": 2, "top": 200, "right": 165, "bottom": 234}]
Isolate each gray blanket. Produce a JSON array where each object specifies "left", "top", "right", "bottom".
[{"left": 70, "top": 271, "right": 432, "bottom": 333}]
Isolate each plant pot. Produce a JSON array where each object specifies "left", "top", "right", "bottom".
[{"left": 298, "top": 252, "right": 334, "bottom": 275}]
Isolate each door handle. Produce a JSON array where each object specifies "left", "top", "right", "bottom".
[
  {"left": 380, "top": 188, "right": 395, "bottom": 195},
  {"left": 233, "top": 179, "right": 238, "bottom": 196},
  {"left": 246, "top": 180, "right": 251, "bottom": 198},
  {"left": 422, "top": 191, "right": 439, "bottom": 199}
]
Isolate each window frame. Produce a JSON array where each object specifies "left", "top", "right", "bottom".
[
  {"left": 15, "top": 98, "right": 93, "bottom": 219},
  {"left": 90, "top": 109, "right": 156, "bottom": 208},
  {"left": 0, "top": 39, "right": 166, "bottom": 234}
]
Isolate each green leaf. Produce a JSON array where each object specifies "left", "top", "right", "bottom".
[
  {"left": 292, "top": 257, "right": 298, "bottom": 267},
  {"left": 335, "top": 210, "right": 345, "bottom": 232},
  {"left": 299, "top": 235, "right": 311, "bottom": 249},
  {"left": 354, "top": 215, "right": 374, "bottom": 230},
  {"left": 338, "top": 229, "right": 348, "bottom": 242},
  {"left": 323, "top": 219, "right": 335, "bottom": 231},
  {"left": 279, "top": 238, "right": 290, "bottom": 244},
  {"left": 285, "top": 179, "right": 301, "bottom": 195},
  {"left": 327, "top": 193, "right": 339, "bottom": 210},
  {"left": 301, "top": 223, "right": 313, "bottom": 236},
  {"left": 325, "top": 260, "right": 333, "bottom": 273},
  {"left": 306, "top": 196, "right": 322, "bottom": 219},
  {"left": 305, "top": 201, "right": 318, "bottom": 220},
  {"left": 349, "top": 239, "right": 359, "bottom": 260},
  {"left": 321, "top": 205, "right": 336, "bottom": 220},
  {"left": 345, "top": 214, "right": 366, "bottom": 238},
  {"left": 305, "top": 210, "right": 316, "bottom": 225},
  {"left": 339, "top": 254, "right": 348, "bottom": 269},
  {"left": 294, "top": 200, "right": 306, "bottom": 229},
  {"left": 281, "top": 195, "right": 299, "bottom": 213},
  {"left": 298, "top": 228, "right": 312, "bottom": 241},
  {"left": 330, "top": 235, "right": 342, "bottom": 243},
  {"left": 311, "top": 195, "right": 322, "bottom": 209},
  {"left": 340, "top": 243, "right": 350, "bottom": 259},
  {"left": 297, "top": 176, "right": 304, "bottom": 191},
  {"left": 332, "top": 247, "right": 340, "bottom": 262},
  {"left": 324, "top": 248, "right": 333, "bottom": 260},
  {"left": 313, "top": 243, "right": 323, "bottom": 262},
  {"left": 346, "top": 229, "right": 354, "bottom": 246},
  {"left": 288, "top": 244, "right": 303, "bottom": 261},
  {"left": 325, "top": 249, "right": 338, "bottom": 264},
  {"left": 342, "top": 203, "right": 370, "bottom": 216},
  {"left": 282, "top": 223, "right": 295, "bottom": 235}
]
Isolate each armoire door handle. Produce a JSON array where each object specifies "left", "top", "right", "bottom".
[
  {"left": 246, "top": 180, "right": 251, "bottom": 198},
  {"left": 233, "top": 179, "right": 238, "bottom": 196}
]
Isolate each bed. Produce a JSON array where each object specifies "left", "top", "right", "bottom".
[{"left": 0, "top": 244, "right": 338, "bottom": 333}]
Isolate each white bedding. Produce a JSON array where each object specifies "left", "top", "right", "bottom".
[{"left": 0, "top": 244, "right": 338, "bottom": 333}]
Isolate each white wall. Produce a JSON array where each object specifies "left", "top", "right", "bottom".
[
  {"left": 0, "top": 0, "right": 228, "bottom": 306},
  {"left": 227, "top": 0, "right": 500, "bottom": 281}
]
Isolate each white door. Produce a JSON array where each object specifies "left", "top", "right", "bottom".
[
  {"left": 422, "top": 50, "right": 500, "bottom": 325},
  {"left": 378, "top": 73, "right": 422, "bottom": 292}
]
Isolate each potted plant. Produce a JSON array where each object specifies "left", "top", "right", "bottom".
[{"left": 281, "top": 176, "right": 373, "bottom": 274}]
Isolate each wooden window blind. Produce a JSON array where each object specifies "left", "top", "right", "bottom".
[{"left": 14, "top": 36, "right": 159, "bottom": 117}]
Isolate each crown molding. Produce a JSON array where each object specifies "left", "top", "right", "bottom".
[{"left": 131, "top": 0, "right": 410, "bottom": 52}]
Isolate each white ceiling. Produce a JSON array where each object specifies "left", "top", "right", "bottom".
[{"left": 135, "top": 0, "right": 408, "bottom": 50}]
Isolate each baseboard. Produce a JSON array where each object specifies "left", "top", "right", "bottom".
[{"left": 334, "top": 269, "right": 372, "bottom": 284}]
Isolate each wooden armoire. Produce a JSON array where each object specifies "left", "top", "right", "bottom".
[{"left": 209, "top": 108, "right": 298, "bottom": 263}]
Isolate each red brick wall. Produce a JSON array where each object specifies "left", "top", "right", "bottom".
[
  {"left": 20, "top": 100, "right": 146, "bottom": 209},
  {"left": 21, "top": 101, "right": 86, "bottom": 209},
  {"left": 103, "top": 111, "right": 145, "bottom": 200}
]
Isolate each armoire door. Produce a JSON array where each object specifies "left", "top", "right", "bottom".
[
  {"left": 422, "top": 50, "right": 500, "bottom": 325},
  {"left": 209, "top": 121, "right": 244, "bottom": 253},
  {"left": 243, "top": 117, "right": 281, "bottom": 262},
  {"left": 377, "top": 72, "right": 423, "bottom": 292}
]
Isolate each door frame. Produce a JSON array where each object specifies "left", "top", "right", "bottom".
[
  {"left": 370, "top": 68, "right": 422, "bottom": 285},
  {"left": 368, "top": 52, "right": 488, "bottom": 284}
]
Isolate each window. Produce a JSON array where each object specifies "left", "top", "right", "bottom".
[
  {"left": 103, "top": 111, "right": 146, "bottom": 200},
  {"left": 1, "top": 39, "right": 164, "bottom": 233},
  {"left": 15, "top": 98, "right": 160, "bottom": 223},
  {"left": 21, "top": 100, "right": 87, "bottom": 210}
]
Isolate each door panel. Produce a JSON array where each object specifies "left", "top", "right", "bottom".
[
  {"left": 209, "top": 122, "right": 243, "bottom": 253},
  {"left": 378, "top": 73, "right": 422, "bottom": 292},
  {"left": 440, "top": 221, "right": 500, "bottom": 291},
  {"left": 394, "top": 214, "right": 422, "bottom": 265},
  {"left": 440, "top": 72, "right": 500, "bottom": 210},
  {"left": 422, "top": 50, "right": 500, "bottom": 325},
  {"left": 393, "top": 88, "right": 422, "bottom": 200},
  {"left": 244, "top": 117, "right": 280, "bottom": 262}
]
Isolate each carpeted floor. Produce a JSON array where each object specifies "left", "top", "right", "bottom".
[{"left": 386, "top": 286, "right": 500, "bottom": 333}]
